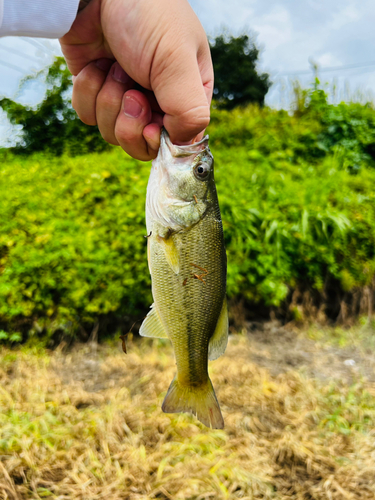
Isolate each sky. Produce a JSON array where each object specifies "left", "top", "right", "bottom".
[{"left": 1, "top": 0, "right": 375, "bottom": 144}]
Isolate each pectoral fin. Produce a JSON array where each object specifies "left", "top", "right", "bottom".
[
  {"left": 208, "top": 297, "right": 228, "bottom": 360},
  {"left": 159, "top": 236, "right": 180, "bottom": 274},
  {"left": 139, "top": 304, "right": 169, "bottom": 339}
]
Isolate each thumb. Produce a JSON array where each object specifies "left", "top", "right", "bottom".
[{"left": 152, "top": 43, "right": 213, "bottom": 144}]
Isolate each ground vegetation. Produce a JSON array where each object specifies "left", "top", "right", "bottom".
[
  {"left": 0, "top": 328, "right": 374, "bottom": 499},
  {"left": 1, "top": 81, "right": 375, "bottom": 340}
]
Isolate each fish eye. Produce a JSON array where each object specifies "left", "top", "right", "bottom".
[{"left": 194, "top": 162, "right": 210, "bottom": 180}]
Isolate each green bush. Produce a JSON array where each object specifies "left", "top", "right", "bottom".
[
  {"left": 1, "top": 90, "right": 375, "bottom": 341},
  {"left": 211, "top": 97, "right": 375, "bottom": 309},
  {"left": 0, "top": 151, "right": 151, "bottom": 340},
  {"left": 294, "top": 80, "right": 375, "bottom": 170},
  {"left": 215, "top": 146, "right": 375, "bottom": 306}
]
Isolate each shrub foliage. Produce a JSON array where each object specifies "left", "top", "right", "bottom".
[
  {"left": 1, "top": 84, "right": 375, "bottom": 340},
  {"left": 0, "top": 151, "right": 151, "bottom": 340}
]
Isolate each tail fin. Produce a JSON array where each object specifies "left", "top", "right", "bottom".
[{"left": 162, "top": 376, "right": 224, "bottom": 429}]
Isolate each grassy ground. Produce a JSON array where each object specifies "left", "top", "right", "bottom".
[{"left": 1, "top": 325, "right": 375, "bottom": 500}]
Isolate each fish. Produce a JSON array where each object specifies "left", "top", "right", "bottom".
[{"left": 139, "top": 129, "right": 228, "bottom": 429}]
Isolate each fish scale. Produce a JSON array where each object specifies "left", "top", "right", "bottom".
[
  {"left": 151, "top": 207, "right": 225, "bottom": 385},
  {"left": 140, "top": 130, "right": 228, "bottom": 428}
]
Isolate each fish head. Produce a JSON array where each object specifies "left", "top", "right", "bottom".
[
  {"left": 158, "top": 131, "right": 213, "bottom": 202},
  {"left": 146, "top": 129, "right": 215, "bottom": 234}
]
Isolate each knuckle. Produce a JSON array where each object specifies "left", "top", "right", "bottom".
[
  {"left": 98, "top": 127, "right": 119, "bottom": 146},
  {"left": 166, "top": 105, "right": 210, "bottom": 142},
  {"left": 121, "top": 145, "right": 151, "bottom": 161},
  {"left": 72, "top": 87, "right": 97, "bottom": 126},
  {"left": 73, "top": 105, "right": 96, "bottom": 126},
  {"left": 114, "top": 120, "right": 139, "bottom": 147},
  {"left": 114, "top": 126, "right": 132, "bottom": 147},
  {"left": 184, "top": 106, "right": 210, "bottom": 131},
  {"left": 114, "top": 113, "right": 152, "bottom": 160},
  {"left": 75, "top": 108, "right": 97, "bottom": 126},
  {"left": 97, "top": 90, "right": 122, "bottom": 111},
  {"left": 116, "top": 136, "right": 151, "bottom": 161}
]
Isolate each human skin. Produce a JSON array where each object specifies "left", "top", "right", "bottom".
[{"left": 59, "top": 0, "right": 213, "bottom": 160}]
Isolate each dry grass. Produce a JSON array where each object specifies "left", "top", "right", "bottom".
[{"left": 1, "top": 332, "right": 375, "bottom": 500}]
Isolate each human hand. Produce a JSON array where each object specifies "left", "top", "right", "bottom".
[{"left": 59, "top": 0, "right": 213, "bottom": 160}]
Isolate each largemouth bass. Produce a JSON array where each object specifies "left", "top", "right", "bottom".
[{"left": 140, "top": 129, "right": 228, "bottom": 429}]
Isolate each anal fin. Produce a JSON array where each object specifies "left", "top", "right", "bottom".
[
  {"left": 139, "top": 304, "right": 169, "bottom": 339},
  {"left": 208, "top": 297, "right": 228, "bottom": 361}
]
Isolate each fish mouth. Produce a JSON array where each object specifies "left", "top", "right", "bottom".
[{"left": 160, "top": 128, "right": 209, "bottom": 159}]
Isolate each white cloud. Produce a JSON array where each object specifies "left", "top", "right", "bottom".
[
  {"left": 330, "top": 3, "right": 360, "bottom": 30},
  {"left": 315, "top": 53, "right": 342, "bottom": 68},
  {"left": 0, "top": 37, "right": 60, "bottom": 99},
  {"left": 253, "top": 5, "right": 293, "bottom": 52},
  {"left": 190, "top": 0, "right": 256, "bottom": 35}
]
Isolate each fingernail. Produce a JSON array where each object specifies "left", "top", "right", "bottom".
[
  {"left": 112, "top": 63, "right": 130, "bottom": 84},
  {"left": 95, "top": 58, "right": 113, "bottom": 72},
  {"left": 123, "top": 96, "right": 142, "bottom": 118}
]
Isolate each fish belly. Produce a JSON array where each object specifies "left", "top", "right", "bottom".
[{"left": 149, "top": 206, "right": 226, "bottom": 387}]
